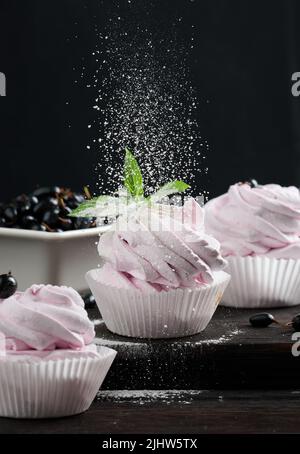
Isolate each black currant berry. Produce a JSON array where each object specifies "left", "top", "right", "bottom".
[
  {"left": 73, "top": 218, "right": 92, "bottom": 229},
  {"left": 3, "top": 205, "right": 18, "bottom": 223},
  {"left": 58, "top": 217, "right": 73, "bottom": 231},
  {"left": 22, "top": 216, "right": 46, "bottom": 231},
  {"left": 59, "top": 206, "right": 72, "bottom": 217},
  {"left": 14, "top": 194, "right": 31, "bottom": 215},
  {"left": 41, "top": 208, "right": 60, "bottom": 227},
  {"left": 0, "top": 272, "right": 18, "bottom": 298},
  {"left": 33, "top": 198, "right": 58, "bottom": 218},
  {"left": 0, "top": 217, "right": 7, "bottom": 227},
  {"left": 83, "top": 293, "right": 96, "bottom": 309},
  {"left": 31, "top": 186, "right": 61, "bottom": 199},
  {"left": 1, "top": 187, "right": 96, "bottom": 233},
  {"left": 248, "top": 179, "right": 259, "bottom": 188},
  {"left": 65, "top": 193, "right": 85, "bottom": 209},
  {"left": 249, "top": 313, "right": 274, "bottom": 328},
  {"left": 28, "top": 195, "right": 39, "bottom": 209},
  {"left": 31, "top": 223, "right": 46, "bottom": 231}
]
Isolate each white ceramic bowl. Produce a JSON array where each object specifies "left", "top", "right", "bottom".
[{"left": 0, "top": 226, "right": 109, "bottom": 292}]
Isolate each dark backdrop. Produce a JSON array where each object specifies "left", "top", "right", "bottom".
[{"left": 0, "top": 0, "right": 300, "bottom": 201}]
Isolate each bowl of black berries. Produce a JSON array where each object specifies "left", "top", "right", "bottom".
[{"left": 0, "top": 186, "right": 110, "bottom": 292}]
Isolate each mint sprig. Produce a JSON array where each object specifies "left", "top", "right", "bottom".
[
  {"left": 124, "top": 147, "right": 144, "bottom": 198},
  {"left": 69, "top": 195, "right": 116, "bottom": 218},
  {"left": 69, "top": 148, "right": 190, "bottom": 218},
  {"left": 149, "top": 180, "right": 190, "bottom": 202}
]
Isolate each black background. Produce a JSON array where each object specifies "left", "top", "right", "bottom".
[{"left": 0, "top": 0, "right": 300, "bottom": 201}]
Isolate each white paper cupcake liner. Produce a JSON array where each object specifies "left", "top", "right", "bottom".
[
  {"left": 222, "top": 256, "right": 300, "bottom": 308},
  {"left": 86, "top": 269, "right": 230, "bottom": 338},
  {"left": 0, "top": 346, "right": 116, "bottom": 419}
]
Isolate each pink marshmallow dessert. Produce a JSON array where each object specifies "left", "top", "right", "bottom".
[
  {"left": 86, "top": 198, "right": 230, "bottom": 338},
  {"left": 0, "top": 285, "right": 116, "bottom": 418},
  {"left": 205, "top": 182, "right": 300, "bottom": 308}
]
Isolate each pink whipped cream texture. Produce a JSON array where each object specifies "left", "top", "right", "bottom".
[
  {"left": 97, "top": 198, "right": 227, "bottom": 292},
  {"left": 0, "top": 285, "right": 95, "bottom": 351},
  {"left": 204, "top": 183, "right": 300, "bottom": 258}
]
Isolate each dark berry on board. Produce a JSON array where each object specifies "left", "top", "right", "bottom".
[
  {"left": 0, "top": 272, "right": 18, "bottom": 299},
  {"left": 83, "top": 293, "right": 96, "bottom": 309},
  {"left": 3, "top": 205, "right": 18, "bottom": 223},
  {"left": 292, "top": 315, "right": 300, "bottom": 332},
  {"left": 249, "top": 313, "right": 274, "bottom": 328}
]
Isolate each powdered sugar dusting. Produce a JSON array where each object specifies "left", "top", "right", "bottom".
[
  {"left": 183, "top": 328, "right": 244, "bottom": 345},
  {"left": 76, "top": 1, "right": 209, "bottom": 197},
  {"left": 94, "top": 324, "right": 244, "bottom": 348},
  {"left": 97, "top": 389, "right": 205, "bottom": 404},
  {"left": 95, "top": 337, "right": 145, "bottom": 348}
]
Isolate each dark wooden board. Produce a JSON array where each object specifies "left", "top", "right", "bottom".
[
  {"left": 2, "top": 390, "right": 300, "bottom": 434},
  {"left": 91, "top": 305, "right": 300, "bottom": 389},
  {"left": 2, "top": 306, "right": 300, "bottom": 433}
]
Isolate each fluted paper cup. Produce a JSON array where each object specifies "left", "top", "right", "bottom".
[
  {"left": 0, "top": 346, "right": 116, "bottom": 419},
  {"left": 222, "top": 256, "right": 300, "bottom": 308},
  {"left": 86, "top": 269, "right": 230, "bottom": 338}
]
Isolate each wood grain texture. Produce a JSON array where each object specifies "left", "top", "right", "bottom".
[
  {"left": 1, "top": 390, "right": 300, "bottom": 434},
  {"left": 2, "top": 305, "right": 300, "bottom": 433},
  {"left": 92, "top": 305, "right": 300, "bottom": 389}
]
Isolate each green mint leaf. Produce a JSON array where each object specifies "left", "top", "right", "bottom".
[
  {"left": 150, "top": 180, "right": 190, "bottom": 202},
  {"left": 69, "top": 195, "right": 114, "bottom": 218},
  {"left": 124, "top": 147, "right": 144, "bottom": 198}
]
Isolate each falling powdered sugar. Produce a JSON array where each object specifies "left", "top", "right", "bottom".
[{"left": 76, "top": 1, "right": 209, "bottom": 197}]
